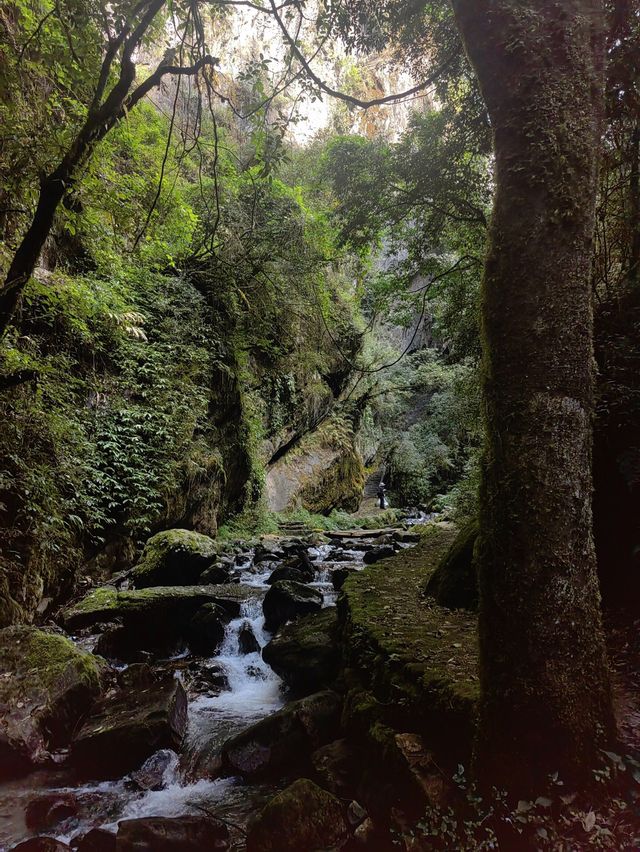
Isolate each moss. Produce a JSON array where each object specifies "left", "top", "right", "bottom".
[
  {"left": 131, "top": 528, "right": 218, "bottom": 587},
  {"left": 301, "top": 443, "right": 365, "bottom": 514},
  {"left": 339, "top": 522, "right": 479, "bottom": 762},
  {"left": 23, "top": 630, "right": 103, "bottom": 692},
  {"left": 424, "top": 519, "right": 479, "bottom": 610}
]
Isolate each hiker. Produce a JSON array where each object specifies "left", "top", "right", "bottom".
[{"left": 377, "top": 481, "right": 387, "bottom": 510}]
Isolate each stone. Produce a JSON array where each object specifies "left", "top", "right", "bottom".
[
  {"left": 423, "top": 520, "right": 479, "bottom": 611},
  {"left": 11, "top": 839, "right": 70, "bottom": 851},
  {"left": 220, "top": 690, "right": 342, "bottom": 781},
  {"left": 246, "top": 778, "right": 349, "bottom": 852},
  {"left": 73, "top": 829, "right": 117, "bottom": 851},
  {"left": 187, "top": 604, "right": 225, "bottom": 656},
  {"left": 199, "top": 564, "right": 231, "bottom": 585},
  {"left": 238, "top": 622, "right": 260, "bottom": 655},
  {"left": 262, "top": 608, "right": 339, "bottom": 694},
  {"left": 72, "top": 671, "right": 187, "bottom": 778},
  {"left": 265, "top": 566, "right": 308, "bottom": 585},
  {"left": 130, "top": 748, "right": 177, "bottom": 791},
  {"left": 262, "top": 581, "right": 322, "bottom": 632},
  {"left": 363, "top": 545, "right": 396, "bottom": 565},
  {"left": 25, "top": 793, "right": 78, "bottom": 831},
  {"left": 331, "top": 567, "right": 358, "bottom": 591},
  {"left": 130, "top": 529, "right": 218, "bottom": 588},
  {"left": 0, "top": 626, "right": 103, "bottom": 777},
  {"left": 393, "top": 530, "right": 421, "bottom": 544},
  {"left": 116, "top": 816, "right": 229, "bottom": 850},
  {"left": 311, "top": 739, "right": 356, "bottom": 797},
  {"left": 62, "top": 585, "right": 248, "bottom": 632}
]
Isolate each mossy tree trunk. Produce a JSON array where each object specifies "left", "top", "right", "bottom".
[{"left": 450, "top": 0, "right": 615, "bottom": 791}]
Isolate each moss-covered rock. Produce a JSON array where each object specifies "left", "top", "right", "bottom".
[
  {"left": 130, "top": 529, "right": 219, "bottom": 588},
  {"left": 0, "top": 626, "right": 103, "bottom": 777},
  {"left": 246, "top": 778, "right": 349, "bottom": 852},
  {"left": 423, "top": 520, "right": 479, "bottom": 611},
  {"left": 262, "top": 608, "right": 339, "bottom": 695},
  {"left": 300, "top": 443, "right": 365, "bottom": 514},
  {"left": 61, "top": 584, "right": 249, "bottom": 631}
]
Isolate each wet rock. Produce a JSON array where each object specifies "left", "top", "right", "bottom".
[
  {"left": 265, "top": 566, "right": 308, "bottom": 585},
  {"left": 72, "top": 828, "right": 117, "bottom": 852},
  {"left": 130, "top": 529, "right": 219, "bottom": 588},
  {"left": 188, "top": 662, "right": 228, "bottom": 695},
  {"left": 262, "top": 581, "right": 323, "bottom": 632},
  {"left": 62, "top": 585, "right": 248, "bottom": 632},
  {"left": 246, "top": 778, "right": 349, "bottom": 852},
  {"left": 331, "top": 567, "right": 358, "bottom": 591},
  {"left": 347, "top": 800, "right": 368, "bottom": 827},
  {"left": 199, "top": 563, "right": 231, "bottom": 585},
  {"left": 130, "top": 748, "right": 176, "bottom": 790},
  {"left": 254, "top": 544, "right": 285, "bottom": 564},
  {"left": 187, "top": 603, "right": 225, "bottom": 656},
  {"left": 363, "top": 545, "right": 396, "bottom": 565},
  {"left": 94, "top": 625, "right": 184, "bottom": 663},
  {"left": 11, "top": 839, "right": 70, "bottom": 851},
  {"left": 0, "top": 626, "right": 103, "bottom": 777},
  {"left": 238, "top": 622, "right": 260, "bottom": 654},
  {"left": 262, "top": 609, "right": 339, "bottom": 694},
  {"left": 72, "top": 671, "right": 187, "bottom": 778},
  {"left": 311, "top": 739, "right": 356, "bottom": 797},
  {"left": 220, "top": 690, "right": 341, "bottom": 780},
  {"left": 116, "top": 816, "right": 229, "bottom": 850},
  {"left": 423, "top": 520, "right": 479, "bottom": 611},
  {"left": 25, "top": 793, "right": 78, "bottom": 830}
]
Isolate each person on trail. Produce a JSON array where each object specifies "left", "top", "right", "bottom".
[{"left": 377, "top": 482, "right": 387, "bottom": 510}]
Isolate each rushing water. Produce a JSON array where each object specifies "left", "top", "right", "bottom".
[{"left": 0, "top": 519, "right": 426, "bottom": 850}]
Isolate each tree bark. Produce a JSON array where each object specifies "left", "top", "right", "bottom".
[{"left": 450, "top": 0, "right": 615, "bottom": 791}]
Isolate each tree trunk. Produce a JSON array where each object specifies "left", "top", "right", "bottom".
[{"left": 450, "top": 0, "right": 615, "bottom": 791}]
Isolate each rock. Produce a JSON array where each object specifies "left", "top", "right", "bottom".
[
  {"left": 262, "top": 609, "right": 339, "bottom": 694},
  {"left": 130, "top": 529, "right": 218, "bottom": 588},
  {"left": 246, "top": 778, "right": 349, "bottom": 852},
  {"left": 262, "top": 581, "right": 323, "bottom": 632},
  {"left": 220, "top": 690, "right": 342, "bottom": 780},
  {"left": 62, "top": 585, "right": 249, "bottom": 632},
  {"left": 72, "top": 671, "right": 187, "bottom": 778},
  {"left": 188, "top": 663, "right": 228, "bottom": 695},
  {"left": 94, "top": 625, "right": 184, "bottom": 663},
  {"left": 311, "top": 739, "right": 356, "bottom": 797},
  {"left": 199, "top": 564, "right": 231, "bottom": 585},
  {"left": 393, "top": 530, "right": 421, "bottom": 544},
  {"left": 130, "top": 748, "right": 177, "bottom": 790},
  {"left": 73, "top": 828, "right": 117, "bottom": 851},
  {"left": 266, "top": 566, "right": 308, "bottom": 585},
  {"left": 0, "top": 626, "right": 103, "bottom": 777},
  {"left": 423, "top": 520, "right": 479, "bottom": 611},
  {"left": 25, "top": 793, "right": 78, "bottom": 830},
  {"left": 187, "top": 604, "right": 225, "bottom": 656},
  {"left": 347, "top": 800, "right": 368, "bottom": 827},
  {"left": 238, "top": 622, "right": 260, "bottom": 654},
  {"left": 116, "top": 816, "right": 229, "bottom": 850},
  {"left": 331, "top": 567, "right": 358, "bottom": 591},
  {"left": 363, "top": 545, "right": 396, "bottom": 565},
  {"left": 11, "top": 839, "right": 70, "bottom": 851},
  {"left": 254, "top": 544, "right": 285, "bottom": 564}
]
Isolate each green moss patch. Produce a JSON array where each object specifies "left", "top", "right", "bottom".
[{"left": 339, "top": 523, "right": 479, "bottom": 762}]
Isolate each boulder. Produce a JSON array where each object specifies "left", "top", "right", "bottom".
[
  {"left": 220, "top": 690, "right": 342, "bottom": 781},
  {"left": 393, "top": 530, "right": 421, "bottom": 544},
  {"left": 130, "top": 748, "right": 177, "bottom": 791},
  {"left": 187, "top": 604, "right": 225, "bottom": 656},
  {"left": 331, "top": 567, "right": 357, "bottom": 591},
  {"left": 116, "top": 816, "right": 229, "bottom": 851},
  {"left": 262, "top": 609, "right": 339, "bottom": 694},
  {"left": 198, "top": 564, "right": 231, "bottom": 585},
  {"left": 363, "top": 545, "right": 396, "bottom": 565},
  {"left": 25, "top": 793, "right": 78, "bottom": 831},
  {"left": 262, "top": 581, "right": 323, "bottom": 632},
  {"left": 72, "top": 671, "right": 187, "bottom": 778},
  {"left": 62, "top": 585, "right": 248, "bottom": 632},
  {"left": 423, "top": 520, "right": 479, "bottom": 611},
  {"left": 0, "top": 626, "right": 103, "bottom": 777},
  {"left": 130, "top": 529, "right": 218, "bottom": 588},
  {"left": 246, "top": 778, "right": 349, "bottom": 852},
  {"left": 311, "top": 739, "right": 356, "bottom": 797},
  {"left": 265, "top": 566, "right": 308, "bottom": 585},
  {"left": 11, "top": 839, "right": 70, "bottom": 852},
  {"left": 238, "top": 622, "right": 260, "bottom": 655},
  {"left": 73, "top": 829, "right": 117, "bottom": 851}
]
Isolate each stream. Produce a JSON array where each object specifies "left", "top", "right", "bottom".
[{"left": 0, "top": 514, "right": 429, "bottom": 851}]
